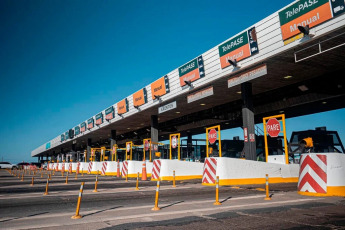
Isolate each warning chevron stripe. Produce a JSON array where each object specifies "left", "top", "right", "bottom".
[
  {"left": 152, "top": 160, "right": 161, "bottom": 180},
  {"left": 87, "top": 162, "right": 93, "bottom": 174},
  {"left": 300, "top": 155, "right": 327, "bottom": 182},
  {"left": 101, "top": 162, "right": 108, "bottom": 175},
  {"left": 298, "top": 154, "right": 327, "bottom": 194},
  {"left": 69, "top": 163, "right": 72, "bottom": 173},
  {"left": 202, "top": 158, "right": 217, "bottom": 184},
  {"left": 298, "top": 172, "right": 326, "bottom": 193},
  {"left": 122, "top": 161, "right": 128, "bottom": 177}
]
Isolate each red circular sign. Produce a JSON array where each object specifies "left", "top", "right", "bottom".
[
  {"left": 171, "top": 136, "right": 177, "bottom": 148},
  {"left": 208, "top": 129, "right": 217, "bottom": 144},
  {"left": 144, "top": 140, "right": 150, "bottom": 151},
  {"left": 266, "top": 118, "right": 281, "bottom": 138}
]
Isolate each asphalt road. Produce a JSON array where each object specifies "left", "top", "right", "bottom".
[{"left": 1, "top": 169, "right": 344, "bottom": 230}]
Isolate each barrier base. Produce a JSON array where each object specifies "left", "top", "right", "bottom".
[
  {"left": 152, "top": 175, "right": 202, "bottom": 181},
  {"left": 298, "top": 186, "right": 345, "bottom": 197},
  {"left": 202, "top": 177, "right": 298, "bottom": 186},
  {"left": 71, "top": 215, "right": 82, "bottom": 219},
  {"left": 213, "top": 201, "right": 221, "bottom": 205},
  {"left": 151, "top": 207, "right": 160, "bottom": 211}
]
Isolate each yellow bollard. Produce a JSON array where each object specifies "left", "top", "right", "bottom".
[
  {"left": 152, "top": 179, "right": 161, "bottom": 211},
  {"left": 66, "top": 172, "right": 69, "bottom": 184},
  {"left": 125, "top": 171, "right": 128, "bottom": 182},
  {"left": 44, "top": 178, "right": 49, "bottom": 195},
  {"left": 135, "top": 172, "right": 140, "bottom": 191},
  {"left": 214, "top": 176, "right": 221, "bottom": 205},
  {"left": 31, "top": 176, "right": 34, "bottom": 186},
  {"left": 93, "top": 174, "right": 98, "bottom": 192},
  {"left": 172, "top": 170, "right": 176, "bottom": 188},
  {"left": 75, "top": 171, "right": 78, "bottom": 179},
  {"left": 264, "top": 174, "right": 271, "bottom": 200},
  {"left": 21, "top": 173, "right": 24, "bottom": 182},
  {"left": 41, "top": 171, "right": 43, "bottom": 178},
  {"left": 71, "top": 182, "right": 85, "bottom": 219}
]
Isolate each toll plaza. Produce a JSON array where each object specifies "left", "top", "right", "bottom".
[
  {"left": 3, "top": 1, "right": 345, "bottom": 229},
  {"left": 31, "top": 0, "right": 345, "bottom": 196}
]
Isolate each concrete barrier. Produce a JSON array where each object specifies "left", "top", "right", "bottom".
[
  {"left": 79, "top": 162, "right": 88, "bottom": 173},
  {"left": 104, "top": 161, "right": 122, "bottom": 176},
  {"left": 122, "top": 160, "right": 153, "bottom": 178},
  {"left": 58, "top": 163, "right": 63, "bottom": 171},
  {"left": 298, "top": 153, "right": 345, "bottom": 197},
  {"left": 202, "top": 157, "right": 299, "bottom": 186},
  {"left": 64, "top": 163, "right": 69, "bottom": 172},
  {"left": 151, "top": 159, "right": 203, "bottom": 181},
  {"left": 90, "top": 162, "right": 102, "bottom": 174},
  {"left": 72, "top": 163, "right": 77, "bottom": 172}
]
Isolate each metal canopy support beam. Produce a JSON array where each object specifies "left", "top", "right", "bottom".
[
  {"left": 151, "top": 115, "right": 159, "bottom": 160},
  {"left": 187, "top": 133, "right": 192, "bottom": 159},
  {"left": 241, "top": 82, "right": 257, "bottom": 161},
  {"left": 110, "top": 130, "right": 117, "bottom": 149},
  {"left": 87, "top": 138, "right": 92, "bottom": 162}
]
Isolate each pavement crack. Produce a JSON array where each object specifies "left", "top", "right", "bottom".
[{"left": 235, "top": 211, "right": 333, "bottom": 228}]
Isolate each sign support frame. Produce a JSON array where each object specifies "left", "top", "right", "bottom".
[
  {"left": 143, "top": 138, "right": 151, "bottom": 162},
  {"left": 169, "top": 133, "right": 181, "bottom": 160},
  {"left": 206, "top": 125, "right": 222, "bottom": 158},
  {"left": 263, "top": 114, "right": 289, "bottom": 164}
]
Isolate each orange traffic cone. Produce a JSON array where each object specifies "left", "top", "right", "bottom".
[
  {"left": 116, "top": 160, "right": 120, "bottom": 178},
  {"left": 141, "top": 160, "right": 147, "bottom": 181}
]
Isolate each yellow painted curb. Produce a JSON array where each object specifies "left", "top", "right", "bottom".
[
  {"left": 151, "top": 175, "right": 202, "bottom": 181},
  {"left": 202, "top": 177, "right": 298, "bottom": 186},
  {"left": 298, "top": 186, "right": 345, "bottom": 197}
]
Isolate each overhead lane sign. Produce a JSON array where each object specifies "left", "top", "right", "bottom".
[
  {"left": 133, "top": 88, "right": 148, "bottom": 107},
  {"left": 187, "top": 86, "right": 214, "bottom": 103},
  {"left": 218, "top": 27, "right": 259, "bottom": 69},
  {"left": 96, "top": 112, "right": 103, "bottom": 125},
  {"left": 117, "top": 98, "right": 129, "bottom": 115},
  {"left": 228, "top": 64, "right": 267, "bottom": 88},
  {"left": 105, "top": 106, "right": 114, "bottom": 120},
  {"left": 178, "top": 55, "right": 205, "bottom": 87},
  {"left": 158, "top": 101, "right": 177, "bottom": 114},
  {"left": 279, "top": 0, "right": 344, "bottom": 42},
  {"left": 74, "top": 126, "right": 80, "bottom": 136},
  {"left": 151, "top": 75, "right": 170, "bottom": 100},
  {"left": 87, "top": 118, "right": 94, "bottom": 129},
  {"left": 80, "top": 122, "right": 86, "bottom": 133}
]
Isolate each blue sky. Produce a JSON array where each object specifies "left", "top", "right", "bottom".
[{"left": 1, "top": 0, "right": 344, "bottom": 163}]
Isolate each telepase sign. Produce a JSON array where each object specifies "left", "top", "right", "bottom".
[
  {"left": 218, "top": 27, "right": 259, "bottom": 69},
  {"left": 279, "top": 0, "right": 345, "bottom": 41}
]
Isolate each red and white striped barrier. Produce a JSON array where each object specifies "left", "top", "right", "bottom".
[
  {"left": 87, "top": 162, "right": 93, "bottom": 174},
  {"left": 101, "top": 162, "right": 108, "bottom": 175},
  {"left": 76, "top": 162, "right": 80, "bottom": 174},
  {"left": 298, "top": 153, "right": 345, "bottom": 196},
  {"left": 151, "top": 160, "right": 161, "bottom": 180},
  {"left": 68, "top": 163, "right": 72, "bottom": 173},
  {"left": 202, "top": 158, "right": 217, "bottom": 184},
  {"left": 121, "top": 161, "right": 128, "bottom": 178},
  {"left": 298, "top": 154, "right": 327, "bottom": 194},
  {"left": 61, "top": 163, "right": 65, "bottom": 172}
]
